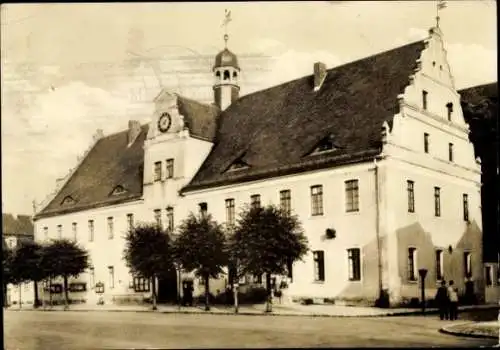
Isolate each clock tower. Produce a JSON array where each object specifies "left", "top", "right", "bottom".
[{"left": 213, "top": 33, "right": 240, "bottom": 111}]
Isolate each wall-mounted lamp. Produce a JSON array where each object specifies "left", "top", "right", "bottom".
[
  {"left": 325, "top": 228, "right": 336, "bottom": 239},
  {"left": 448, "top": 245, "right": 453, "bottom": 254}
]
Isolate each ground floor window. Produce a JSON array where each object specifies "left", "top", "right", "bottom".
[
  {"left": 133, "top": 277, "right": 150, "bottom": 292},
  {"left": 347, "top": 248, "right": 361, "bottom": 281},
  {"left": 313, "top": 250, "right": 325, "bottom": 282}
]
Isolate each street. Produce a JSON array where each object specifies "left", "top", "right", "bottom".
[{"left": 4, "top": 309, "right": 498, "bottom": 349}]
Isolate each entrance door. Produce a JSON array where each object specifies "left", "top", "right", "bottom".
[{"left": 157, "top": 269, "right": 178, "bottom": 303}]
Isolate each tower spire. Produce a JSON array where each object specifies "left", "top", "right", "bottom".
[
  {"left": 221, "top": 9, "right": 232, "bottom": 48},
  {"left": 435, "top": 0, "right": 447, "bottom": 28}
]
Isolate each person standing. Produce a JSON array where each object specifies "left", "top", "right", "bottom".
[
  {"left": 448, "top": 280, "right": 459, "bottom": 320},
  {"left": 435, "top": 280, "right": 449, "bottom": 320}
]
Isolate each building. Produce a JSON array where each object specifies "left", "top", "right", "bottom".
[
  {"left": 2, "top": 213, "right": 35, "bottom": 306},
  {"left": 33, "top": 23, "right": 496, "bottom": 307}
]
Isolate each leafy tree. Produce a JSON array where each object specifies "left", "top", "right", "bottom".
[
  {"left": 229, "top": 205, "right": 309, "bottom": 312},
  {"left": 174, "top": 213, "right": 228, "bottom": 311},
  {"left": 43, "top": 239, "right": 89, "bottom": 309},
  {"left": 9, "top": 240, "right": 45, "bottom": 308},
  {"left": 2, "top": 245, "right": 13, "bottom": 307},
  {"left": 123, "top": 222, "right": 175, "bottom": 310}
]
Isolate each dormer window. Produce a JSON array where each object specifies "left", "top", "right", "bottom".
[
  {"left": 446, "top": 103, "right": 453, "bottom": 121},
  {"left": 225, "top": 153, "right": 250, "bottom": 172},
  {"left": 110, "top": 185, "right": 127, "bottom": 196},
  {"left": 61, "top": 196, "right": 75, "bottom": 205},
  {"left": 308, "top": 134, "right": 338, "bottom": 155}
]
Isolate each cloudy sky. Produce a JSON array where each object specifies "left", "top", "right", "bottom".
[{"left": 1, "top": 1, "right": 497, "bottom": 216}]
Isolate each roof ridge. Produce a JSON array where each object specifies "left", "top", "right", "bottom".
[
  {"left": 177, "top": 94, "right": 219, "bottom": 110},
  {"left": 459, "top": 81, "right": 497, "bottom": 92},
  {"left": 237, "top": 39, "right": 425, "bottom": 103}
]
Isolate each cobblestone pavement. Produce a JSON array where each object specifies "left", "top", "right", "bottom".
[{"left": 4, "top": 309, "right": 497, "bottom": 349}]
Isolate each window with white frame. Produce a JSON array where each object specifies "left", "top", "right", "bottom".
[
  {"left": 310, "top": 185, "right": 323, "bottom": 216},
  {"left": 126, "top": 213, "right": 134, "bottom": 231},
  {"left": 166, "top": 207, "right": 174, "bottom": 232},
  {"left": 345, "top": 180, "right": 359, "bottom": 212},
  {"left": 107, "top": 217, "right": 114, "bottom": 239},
  {"left": 434, "top": 187, "right": 441, "bottom": 217},
  {"left": 408, "top": 247, "right": 417, "bottom": 281},
  {"left": 280, "top": 190, "right": 291, "bottom": 215},
  {"left": 133, "top": 277, "right": 150, "bottom": 292},
  {"left": 166, "top": 158, "right": 174, "bottom": 179},
  {"left": 407, "top": 180, "right": 415, "bottom": 213},
  {"left": 225, "top": 198, "right": 235, "bottom": 226},
  {"left": 435, "top": 249, "right": 444, "bottom": 281},
  {"left": 313, "top": 250, "right": 325, "bottom": 282},
  {"left": 347, "top": 248, "right": 361, "bottom": 281},
  {"left": 154, "top": 161, "right": 162, "bottom": 182}
]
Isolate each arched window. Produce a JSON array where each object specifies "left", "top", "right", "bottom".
[
  {"left": 223, "top": 70, "right": 230, "bottom": 80},
  {"left": 233, "top": 71, "right": 238, "bottom": 78},
  {"left": 215, "top": 71, "right": 221, "bottom": 78}
]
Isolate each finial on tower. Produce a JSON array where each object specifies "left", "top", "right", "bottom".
[
  {"left": 435, "top": 0, "right": 447, "bottom": 28},
  {"left": 221, "top": 9, "right": 232, "bottom": 48}
]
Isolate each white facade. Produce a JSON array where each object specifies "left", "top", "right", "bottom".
[{"left": 32, "top": 27, "right": 495, "bottom": 307}]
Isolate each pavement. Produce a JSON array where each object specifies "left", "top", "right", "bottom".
[
  {"left": 6, "top": 301, "right": 499, "bottom": 318},
  {"left": 439, "top": 320, "right": 500, "bottom": 340}
]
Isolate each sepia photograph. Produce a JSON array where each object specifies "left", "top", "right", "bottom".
[{"left": 1, "top": 1, "right": 499, "bottom": 349}]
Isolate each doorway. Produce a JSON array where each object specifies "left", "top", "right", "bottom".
[{"left": 157, "top": 268, "right": 178, "bottom": 303}]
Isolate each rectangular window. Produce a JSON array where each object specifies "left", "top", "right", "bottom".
[
  {"left": 310, "top": 185, "right": 323, "bottom": 216},
  {"left": 250, "top": 194, "right": 261, "bottom": 209},
  {"left": 154, "top": 161, "right": 162, "bottom": 181},
  {"left": 347, "top": 248, "right": 361, "bottom": 281},
  {"left": 108, "top": 266, "right": 115, "bottom": 289},
  {"left": 422, "top": 90, "right": 428, "bottom": 110},
  {"left": 89, "top": 267, "right": 95, "bottom": 288},
  {"left": 166, "top": 207, "right": 174, "bottom": 232},
  {"left": 133, "top": 277, "right": 150, "bottom": 292},
  {"left": 199, "top": 202, "right": 208, "bottom": 217},
  {"left": 225, "top": 199, "right": 235, "bottom": 226},
  {"left": 43, "top": 227, "right": 48, "bottom": 240},
  {"left": 408, "top": 247, "right": 417, "bottom": 281},
  {"left": 485, "top": 266, "right": 493, "bottom": 287},
  {"left": 107, "top": 217, "right": 114, "bottom": 239},
  {"left": 434, "top": 187, "right": 441, "bottom": 217},
  {"left": 463, "top": 194, "right": 469, "bottom": 222},
  {"left": 72, "top": 222, "right": 77, "bottom": 242},
  {"left": 154, "top": 209, "right": 162, "bottom": 228},
  {"left": 345, "top": 180, "right": 359, "bottom": 212},
  {"left": 464, "top": 252, "right": 472, "bottom": 278},
  {"left": 424, "top": 133, "right": 430, "bottom": 153},
  {"left": 313, "top": 250, "right": 325, "bottom": 282},
  {"left": 126, "top": 213, "right": 134, "bottom": 231},
  {"left": 57, "top": 224, "right": 62, "bottom": 239},
  {"left": 435, "top": 249, "right": 444, "bottom": 281},
  {"left": 166, "top": 158, "right": 174, "bottom": 179},
  {"left": 448, "top": 143, "right": 454, "bottom": 162},
  {"left": 88, "top": 220, "right": 94, "bottom": 242},
  {"left": 407, "top": 180, "right": 415, "bottom": 213},
  {"left": 446, "top": 102, "right": 453, "bottom": 121},
  {"left": 280, "top": 190, "right": 291, "bottom": 215}
]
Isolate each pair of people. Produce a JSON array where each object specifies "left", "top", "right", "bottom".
[{"left": 435, "top": 279, "right": 459, "bottom": 320}]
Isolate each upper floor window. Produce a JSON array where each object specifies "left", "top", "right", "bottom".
[
  {"left": 88, "top": 220, "right": 94, "bottom": 242},
  {"left": 408, "top": 247, "right": 417, "bottom": 281},
  {"left": 166, "top": 207, "right": 174, "bottom": 232},
  {"left": 199, "top": 202, "right": 208, "bottom": 217},
  {"left": 345, "top": 180, "right": 359, "bottom": 212},
  {"left": 448, "top": 143, "right": 454, "bottom": 162},
  {"left": 280, "top": 190, "right": 291, "bottom": 215},
  {"left": 310, "top": 185, "right": 323, "bottom": 216},
  {"left": 434, "top": 187, "right": 441, "bottom": 217},
  {"left": 424, "top": 133, "right": 430, "bottom": 153},
  {"left": 225, "top": 199, "right": 235, "bottom": 226},
  {"left": 422, "top": 90, "right": 428, "bottom": 110},
  {"left": 126, "top": 213, "right": 134, "bottom": 231},
  {"left": 407, "top": 180, "right": 415, "bottom": 213},
  {"left": 72, "top": 222, "right": 78, "bottom": 241},
  {"left": 154, "top": 209, "right": 162, "bottom": 228},
  {"left": 463, "top": 194, "right": 469, "bottom": 222},
  {"left": 166, "top": 158, "right": 174, "bottom": 179},
  {"left": 154, "top": 161, "right": 162, "bottom": 182},
  {"left": 313, "top": 250, "right": 325, "bottom": 282},
  {"left": 446, "top": 102, "right": 453, "bottom": 121},
  {"left": 107, "top": 217, "right": 114, "bottom": 239},
  {"left": 250, "top": 194, "right": 261, "bottom": 209},
  {"left": 347, "top": 248, "right": 361, "bottom": 281},
  {"left": 57, "top": 224, "right": 62, "bottom": 239}
]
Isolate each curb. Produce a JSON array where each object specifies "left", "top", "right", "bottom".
[{"left": 439, "top": 322, "right": 499, "bottom": 340}]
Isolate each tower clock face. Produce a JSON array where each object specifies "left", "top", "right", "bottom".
[{"left": 158, "top": 112, "right": 172, "bottom": 133}]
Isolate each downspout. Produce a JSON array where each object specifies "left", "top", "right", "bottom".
[{"left": 374, "top": 157, "right": 384, "bottom": 306}]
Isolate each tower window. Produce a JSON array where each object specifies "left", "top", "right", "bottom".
[
  {"left": 446, "top": 103, "right": 453, "bottom": 121},
  {"left": 216, "top": 71, "right": 221, "bottom": 78},
  {"left": 448, "top": 143, "right": 454, "bottom": 162},
  {"left": 424, "top": 133, "right": 430, "bottom": 153},
  {"left": 223, "top": 70, "right": 230, "bottom": 80},
  {"left": 422, "top": 90, "right": 428, "bottom": 110},
  {"left": 233, "top": 71, "right": 237, "bottom": 78}
]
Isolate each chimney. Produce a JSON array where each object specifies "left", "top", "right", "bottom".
[
  {"left": 128, "top": 120, "right": 142, "bottom": 145},
  {"left": 313, "top": 62, "right": 327, "bottom": 91}
]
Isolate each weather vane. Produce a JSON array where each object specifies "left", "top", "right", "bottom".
[
  {"left": 221, "top": 9, "right": 232, "bottom": 48},
  {"left": 436, "top": 0, "right": 447, "bottom": 28}
]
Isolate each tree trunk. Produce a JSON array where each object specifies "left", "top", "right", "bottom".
[
  {"left": 18, "top": 284, "right": 22, "bottom": 309},
  {"left": 204, "top": 273, "right": 210, "bottom": 311},
  {"left": 151, "top": 276, "right": 157, "bottom": 311},
  {"left": 34, "top": 280, "right": 40, "bottom": 308},
  {"left": 63, "top": 275, "right": 69, "bottom": 310},
  {"left": 48, "top": 277, "right": 53, "bottom": 309},
  {"left": 265, "top": 273, "right": 272, "bottom": 313}
]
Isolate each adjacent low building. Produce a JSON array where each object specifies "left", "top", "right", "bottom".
[{"left": 32, "top": 23, "right": 497, "bottom": 307}]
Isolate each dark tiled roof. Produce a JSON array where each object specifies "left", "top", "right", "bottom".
[
  {"left": 459, "top": 82, "right": 498, "bottom": 106},
  {"left": 35, "top": 125, "right": 150, "bottom": 219},
  {"left": 2, "top": 213, "right": 34, "bottom": 236},
  {"left": 183, "top": 40, "right": 426, "bottom": 192},
  {"left": 177, "top": 95, "right": 220, "bottom": 141}
]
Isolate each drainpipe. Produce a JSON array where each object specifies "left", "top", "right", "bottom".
[{"left": 374, "top": 157, "right": 384, "bottom": 306}]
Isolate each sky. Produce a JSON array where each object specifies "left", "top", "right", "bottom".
[{"left": 1, "top": 1, "right": 497, "bottom": 216}]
